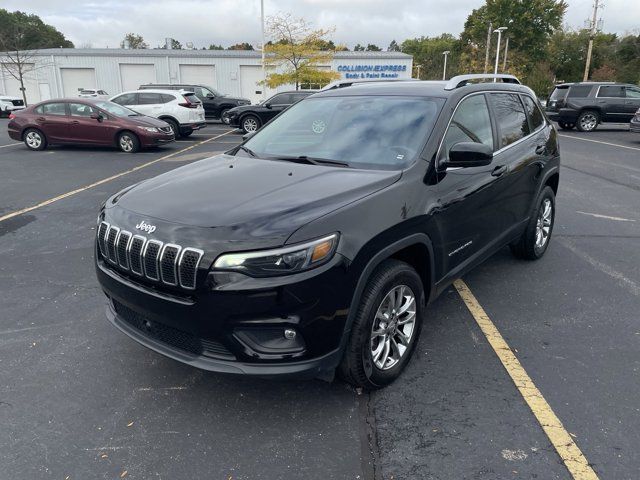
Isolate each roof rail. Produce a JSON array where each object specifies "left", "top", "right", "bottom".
[{"left": 444, "top": 74, "right": 521, "bottom": 90}]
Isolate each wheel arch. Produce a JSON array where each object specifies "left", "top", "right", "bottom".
[{"left": 157, "top": 114, "right": 180, "bottom": 125}]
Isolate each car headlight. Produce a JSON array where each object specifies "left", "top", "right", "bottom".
[
  {"left": 213, "top": 233, "right": 339, "bottom": 277},
  {"left": 137, "top": 126, "right": 159, "bottom": 133}
]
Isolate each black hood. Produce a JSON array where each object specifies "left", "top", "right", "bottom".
[{"left": 110, "top": 154, "right": 400, "bottom": 243}]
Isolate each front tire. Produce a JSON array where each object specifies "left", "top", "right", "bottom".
[
  {"left": 220, "top": 108, "right": 231, "bottom": 125},
  {"left": 241, "top": 115, "right": 261, "bottom": 134},
  {"left": 118, "top": 131, "right": 140, "bottom": 153},
  {"left": 23, "top": 128, "right": 47, "bottom": 151},
  {"left": 510, "top": 186, "right": 555, "bottom": 260},
  {"left": 339, "top": 259, "right": 424, "bottom": 390},
  {"left": 576, "top": 110, "right": 599, "bottom": 132}
]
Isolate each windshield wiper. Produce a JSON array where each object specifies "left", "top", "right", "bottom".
[
  {"left": 271, "top": 155, "right": 350, "bottom": 167},
  {"left": 236, "top": 145, "right": 257, "bottom": 157}
]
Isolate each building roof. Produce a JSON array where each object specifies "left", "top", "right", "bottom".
[{"left": 17, "top": 48, "right": 412, "bottom": 60}]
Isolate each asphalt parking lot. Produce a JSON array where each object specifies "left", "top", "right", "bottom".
[{"left": 1, "top": 121, "right": 639, "bottom": 480}]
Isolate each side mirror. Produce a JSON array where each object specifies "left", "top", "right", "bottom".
[
  {"left": 264, "top": 103, "right": 272, "bottom": 109},
  {"left": 444, "top": 142, "right": 493, "bottom": 169},
  {"left": 90, "top": 112, "right": 103, "bottom": 121},
  {"left": 206, "top": 94, "right": 215, "bottom": 99}
]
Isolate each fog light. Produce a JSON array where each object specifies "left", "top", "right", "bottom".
[{"left": 284, "top": 328, "right": 297, "bottom": 340}]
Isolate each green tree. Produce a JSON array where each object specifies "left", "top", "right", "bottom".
[
  {"left": 160, "top": 38, "right": 182, "bottom": 50},
  {"left": 353, "top": 43, "right": 365, "bottom": 51},
  {"left": 401, "top": 34, "right": 460, "bottom": 79},
  {"left": 387, "top": 40, "right": 400, "bottom": 52},
  {"left": 228, "top": 42, "right": 254, "bottom": 50},
  {"left": 120, "top": 33, "right": 148, "bottom": 49},
  {"left": 0, "top": 9, "right": 73, "bottom": 105},
  {"left": 365, "top": 43, "right": 382, "bottom": 51},
  {"left": 263, "top": 13, "right": 340, "bottom": 90},
  {"left": 207, "top": 43, "right": 224, "bottom": 50}
]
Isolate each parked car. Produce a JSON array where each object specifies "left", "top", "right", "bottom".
[
  {"left": 110, "top": 89, "right": 206, "bottom": 138},
  {"left": 0, "top": 94, "right": 25, "bottom": 117},
  {"left": 95, "top": 74, "right": 560, "bottom": 389},
  {"left": 631, "top": 108, "right": 640, "bottom": 134},
  {"left": 320, "top": 78, "right": 414, "bottom": 91},
  {"left": 224, "top": 91, "right": 315, "bottom": 133},
  {"left": 139, "top": 84, "right": 250, "bottom": 123},
  {"left": 7, "top": 99, "right": 174, "bottom": 153},
  {"left": 546, "top": 82, "right": 640, "bottom": 131},
  {"left": 78, "top": 89, "right": 110, "bottom": 99}
]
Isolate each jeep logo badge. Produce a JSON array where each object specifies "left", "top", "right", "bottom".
[{"left": 135, "top": 221, "right": 156, "bottom": 234}]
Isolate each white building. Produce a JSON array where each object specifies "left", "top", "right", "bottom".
[{"left": 0, "top": 48, "right": 413, "bottom": 105}]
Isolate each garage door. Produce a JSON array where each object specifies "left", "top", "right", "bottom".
[
  {"left": 119, "top": 64, "right": 156, "bottom": 92},
  {"left": 1, "top": 64, "right": 40, "bottom": 104},
  {"left": 179, "top": 65, "right": 216, "bottom": 88},
  {"left": 239, "top": 65, "right": 276, "bottom": 104},
  {"left": 60, "top": 68, "right": 97, "bottom": 96}
]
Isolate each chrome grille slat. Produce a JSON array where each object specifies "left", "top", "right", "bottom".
[
  {"left": 159, "top": 244, "right": 181, "bottom": 286},
  {"left": 117, "top": 231, "right": 132, "bottom": 269},
  {"left": 178, "top": 248, "right": 204, "bottom": 290},
  {"left": 97, "top": 222, "right": 204, "bottom": 290}
]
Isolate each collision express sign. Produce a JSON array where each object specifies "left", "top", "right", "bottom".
[{"left": 337, "top": 64, "right": 408, "bottom": 79}]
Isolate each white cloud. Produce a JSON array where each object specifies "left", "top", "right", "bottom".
[{"left": 2, "top": 0, "right": 639, "bottom": 49}]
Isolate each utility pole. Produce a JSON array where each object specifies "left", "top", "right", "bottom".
[
  {"left": 583, "top": 0, "right": 601, "bottom": 81},
  {"left": 414, "top": 64, "right": 422, "bottom": 79},
  {"left": 484, "top": 22, "right": 492, "bottom": 73},
  {"left": 502, "top": 37, "right": 509, "bottom": 72},
  {"left": 442, "top": 51, "right": 450, "bottom": 80},
  {"left": 260, "top": 0, "right": 266, "bottom": 100}
]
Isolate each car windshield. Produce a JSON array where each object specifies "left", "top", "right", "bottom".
[
  {"left": 242, "top": 95, "right": 444, "bottom": 170},
  {"left": 93, "top": 101, "right": 139, "bottom": 117}
]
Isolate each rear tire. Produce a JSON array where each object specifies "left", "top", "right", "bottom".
[
  {"left": 339, "top": 259, "right": 424, "bottom": 390},
  {"left": 164, "top": 118, "right": 181, "bottom": 138},
  {"left": 118, "top": 131, "right": 140, "bottom": 153},
  {"left": 510, "top": 186, "right": 555, "bottom": 260},
  {"left": 576, "top": 110, "right": 599, "bottom": 132},
  {"left": 181, "top": 129, "right": 193, "bottom": 138},
  {"left": 220, "top": 108, "right": 231, "bottom": 125},
  {"left": 23, "top": 128, "right": 47, "bottom": 151},
  {"left": 241, "top": 114, "right": 261, "bottom": 134}
]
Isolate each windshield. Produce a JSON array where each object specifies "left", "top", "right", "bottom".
[
  {"left": 243, "top": 95, "right": 444, "bottom": 170},
  {"left": 93, "top": 101, "right": 140, "bottom": 117}
]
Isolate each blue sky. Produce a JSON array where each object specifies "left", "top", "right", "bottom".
[{"left": 4, "top": 0, "right": 638, "bottom": 49}]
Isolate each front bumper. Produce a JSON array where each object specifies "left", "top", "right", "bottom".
[
  {"left": 1, "top": 104, "right": 24, "bottom": 113},
  {"left": 180, "top": 121, "right": 207, "bottom": 132},
  {"left": 96, "top": 248, "right": 354, "bottom": 378},
  {"left": 140, "top": 132, "right": 175, "bottom": 147}
]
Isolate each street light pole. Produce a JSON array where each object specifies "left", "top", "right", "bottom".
[
  {"left": 442, "top": 51, "right": 450, "bottom": 80},
  {"left": 493, "top": 27, "right": 507, "bottom": 80},
  {"left": 260, "top": 0, "right": 266, "bottom": 101}
]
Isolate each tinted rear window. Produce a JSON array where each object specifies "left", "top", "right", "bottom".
[
  {"left": 549, "top": 87, "right": 569, "bottom": 101},
  {"left": 138, "top": 93, "right": 162, "bottom": 105},
  {"left": 183, "top": 93, "right": 202, "bottom": 104},
  {"left": 521, "top": 95, "right": 544, "bottom": 130},
  {"left": 568, "top": 85, "right": 592, "bottom": 98},
  {"left": 597, "top": 85, "right": 625, "bottom": 98},
  {"left": 489, "top": 93, "right": 530, "bottom": 148}
]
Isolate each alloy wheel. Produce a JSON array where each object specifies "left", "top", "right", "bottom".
[
  {"left": 243, "top": 117, "right": 258, "bottom": 132},
  {"left": 370, "top": 285, "right": 417, "bottom": 370},
  {"left": 120, "top": 135, "right": 134, "bottom": 152},
  {"left": 26, "top": 131, "right": 42, "bottom": 149},
  {"left": 579, "top": 113, "right": 597, "bottom": 131},
  {"left": 535, "top": 198, "right": 553, "bottom": 249}
]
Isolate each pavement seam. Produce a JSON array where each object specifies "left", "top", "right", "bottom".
[
  {"left": 357, "top": 390, "right": 381, "bottom": 480},
  {"left": 453, "top": 279, "right": 600, "bottom": 480},
  {"left": 0, "top": 130, "right": 234, "bottom": 224},
  {"left": 558, "top": 134, "right": 640, "bottom": 152}
]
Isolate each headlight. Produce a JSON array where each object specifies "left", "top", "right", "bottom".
[
  {"left": 213, "top": 233, "right": 339, "bottom": 277},
  {"left": 137, "top": 126, "right": 159, "bottom": 133}
]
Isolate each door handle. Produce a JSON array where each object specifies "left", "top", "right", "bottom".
[
  {"left": 36, "top": 117, "right": 46, "bottom": 122},
  {"left": 70, "top": 120, "right": 80, "bottom": 125},
  {"left": 535, "top": 144, "right": 546, "bottom": 155},
  {"left": 491, "top": 165, "right": 507, "bottom": 177}
]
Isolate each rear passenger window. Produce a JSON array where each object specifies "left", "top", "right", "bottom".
[
  {"left": 160, "top": 94, "right": 175, "bottom": 103},
  {"left": 138, "top": 93, "right": 162, "bottom": 105},
  {"left": 490, "top": 93, "right": 530, "bottom": 148},
  {"left": 597, "top": 86, "right": 624, "bottom": 98},
  {"left": 521, "top": 95, "right": 544, "bottom": 130},
  {"left": 41, "top": 103, "right": 67, "bottom": 116},
  {"left": 112, "top": 93, "right": 137, "bottom": 105},
  {"left": 440, "top": 94, "right": 493, "bottom": 161},
  {"left": 567, "top": 86, "right": 592, "bottom": 98}
]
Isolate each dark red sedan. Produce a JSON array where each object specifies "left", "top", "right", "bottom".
[{"left": 8, "top": 99, "right": 175, "bottom": 153}]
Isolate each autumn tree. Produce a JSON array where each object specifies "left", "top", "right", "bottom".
[
  {"left": 0, "top": 9, "right": 73, "bottom": 105},
  {"left": 263, "top": 14, "right": 340, "bottom": 90},
  {"left": 120, "top": 33, "right": 148, "bottom": 49},
  {"left": 228, "top": 42, "right": 254, "bottom": 50}
]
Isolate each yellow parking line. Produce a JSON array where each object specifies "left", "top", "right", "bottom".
[
  {"left": 0, "top": 130, "right": 234, "bottom": 224},
  {"left": 0, "top": 142, "right": 22, "bottom": 149},
  {"left": 558, "top": 134, "right": 640, "bottom": 152},
  {"left": 453, "top": 279, "right": 599, "bottom": 480}
]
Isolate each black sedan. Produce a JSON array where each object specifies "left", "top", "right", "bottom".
[{"left": 224, "top": 91, "right": 315, "bottom": 133}]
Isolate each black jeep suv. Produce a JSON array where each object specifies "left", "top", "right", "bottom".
[
  {"left": 140, "top": 84, "right": 250, "bottom": 122},
  {"left": 224, "top": 90, "right": 315, "bottom": 133},
  {"left": 546, "top": 82, "right": 640, "bottom": 131},
  {"left": 96, "top": 75, "right": 560, "bottom": 389}
]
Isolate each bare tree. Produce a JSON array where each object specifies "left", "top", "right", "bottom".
[{"left": 0, "top": 26, "right": 41, "bottom": 105}]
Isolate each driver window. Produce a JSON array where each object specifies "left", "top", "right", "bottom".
[
  {"left": 69, "top": 103, "right": 95, "bottom": 117},
  {"left": 440, "top": 94, "right": 493, "bottom": 161}
]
